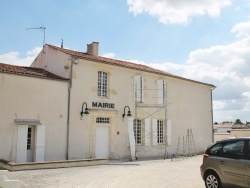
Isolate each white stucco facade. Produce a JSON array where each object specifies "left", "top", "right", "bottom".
[
  {"left": 0, "top": 43, "right": 214, "bottom": 163},
  {"left": 0, "top": 71, "right": 68, "bottom": 163}
]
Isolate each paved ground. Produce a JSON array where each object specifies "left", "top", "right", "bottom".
[{"left": 7, "top": 155, "right": 205, "bottom": 188}]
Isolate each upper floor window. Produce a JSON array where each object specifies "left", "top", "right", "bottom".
[
  {"left": 98, "top": 71, "right": 108, "bottom": 97},
  {"left": 134, "top": 75, "right": 144, "bottom": 102}
]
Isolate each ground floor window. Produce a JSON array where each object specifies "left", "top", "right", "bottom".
[
  {"left": 27, "top": 127, "right": 32, "bottom": 150},
  {"left": 157, "top": 120, "right": 164, "bottom": 144},
  {"left": 96, "top": 117, "right": 110, "bottom": 123},
  {"left": 133, "top": 119, "right": 142, "bottom": 144}
]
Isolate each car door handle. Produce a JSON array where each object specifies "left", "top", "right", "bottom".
[{"left": 220, "top": 160, "right": 224, "bottom": 165}]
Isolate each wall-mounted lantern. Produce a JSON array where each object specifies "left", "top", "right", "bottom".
[
  {"left": 80, "top": 102, "right": 89, "bottom": 116},
  {"left": 122, "top": 106, "right": 132, "bottom": 119}
]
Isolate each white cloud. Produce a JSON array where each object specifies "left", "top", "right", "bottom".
[
  {"left": 102, "top": 52, "right": 116, "bottom": 58},
  {"left": 141, "top": 20, "right": 250, "bottom": 122},
  {"left": 0, "top": 47, "right": 42, "bottom": 66},
  {"left": 128, "top": 59, "right": 147, "bottom": 65},
  {"left": 231, "top": 21, "right": 250, "bottom": 38},
  {"left": 127, "top": 0, "right": 231, "bottom": 24}
]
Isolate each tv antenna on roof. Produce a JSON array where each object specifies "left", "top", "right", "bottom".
[{"left": 26, "top": 26, "right": 46, "bottom": 52}]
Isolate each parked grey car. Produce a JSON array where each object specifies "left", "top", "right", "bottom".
[{"left": 200, "top": 138, "right": 250, "bottom": 188}]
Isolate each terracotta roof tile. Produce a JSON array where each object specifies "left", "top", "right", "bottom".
[
  {"left": 0, "top": 63, "right": 68, "bottom": 81},
  {"left": 47, "top": 44, "right": 214, "bottom": 87}
]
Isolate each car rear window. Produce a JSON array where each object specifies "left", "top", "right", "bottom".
[{"left": 207, "top": 143, "right": 223, "bottom": 156}]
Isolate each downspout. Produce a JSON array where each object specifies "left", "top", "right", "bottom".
[
  {"left": 66, "top": 57, "right": 76, "bottom": 160},
  {"left": 211, "top": 86, "right": 216, "bottom": 143}
]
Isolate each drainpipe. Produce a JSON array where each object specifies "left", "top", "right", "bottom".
[
  {"left": 66, "top": 57, "right": 77, "bottom": 160},
  {"left": 211, "top": 86, "right": 216, "bottom": 143}
]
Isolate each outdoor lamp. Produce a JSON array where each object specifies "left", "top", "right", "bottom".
[
  {"left": 122, "top": 106, "right": 132, "bottom": 118},
  {"left": 81, "top": 102, "right": 89, "bottom": 116}
]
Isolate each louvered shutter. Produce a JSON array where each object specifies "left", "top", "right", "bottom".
[
  {"left": 167, "top": 120, "right": 171, "bottom": 145},
  {"left": 134, "top": 75, "right": 144, "bottom": 102},
  {"left": 35, "top": 125, "right": 45, "bottom": 162},
  {"left": 157, "top": 79, "right": 164, "bottom": 104},
  {"left": 16, "top": 125, "right": 28, "bottom": 163},
  {"left": 152, "top": 119, "right": 158, "bottom": 145},
  {"left": 144, "top": 118, "right": 151, "bottom": 146},
  {"left": 128, "top": 118, "right": 136, "bottom": 160}
]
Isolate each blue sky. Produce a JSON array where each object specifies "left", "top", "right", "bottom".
[{"left": 1, "top": 0, "right": 250, "bottom": 123}]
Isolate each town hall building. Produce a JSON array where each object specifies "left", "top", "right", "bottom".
[{"left": 0, "top": 42, "right": 215, "bottom": 164}]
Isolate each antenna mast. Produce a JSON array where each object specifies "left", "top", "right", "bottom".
[{"left": 26, "top": 26, "right": 46, "bottom": 52}]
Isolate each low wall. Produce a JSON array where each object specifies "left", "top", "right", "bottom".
[
  {"left": 214, "top": 129, "right": 250, "bottom": 142},
  {"left": 0, "top": 159, "right": 108, "bottom": 171}
]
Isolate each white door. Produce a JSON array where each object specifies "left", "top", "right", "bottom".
[
  {"left": 95, "top": 126, "right": 109, "bottom": 158},
  {"left": 26, "top": 126, "right": 34, "bottom": 162}
]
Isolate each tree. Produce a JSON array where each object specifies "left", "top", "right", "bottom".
[{"left": 235, "top": 119, "right": 243, "bottom": 124}]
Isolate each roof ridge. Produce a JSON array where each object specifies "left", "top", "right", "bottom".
[
  {"left": 45, "top": 44, "right": 214, "bottom": 87},
  {"left": 47, "top": 44, "right": 170, "bottom": 73}
]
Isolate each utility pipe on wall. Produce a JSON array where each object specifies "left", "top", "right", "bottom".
[
  {"left": 66, "top": 56, "right": 78, "bottom": 160},
  {"left": 211, "top": 86, "right": 216, "bottom": 143}
]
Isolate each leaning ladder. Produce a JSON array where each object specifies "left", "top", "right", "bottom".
[
  {"left": 175, "top": 135, "right": 187, "bottom": 160},
  {"left": 186, "top": 129, "right": 197, "bottom": 157}
]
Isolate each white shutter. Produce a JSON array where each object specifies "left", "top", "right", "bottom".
[
  {"left": 128, "top": 118, "right": 136, "bottom": 160},
  {"left": 157, "top": 79, "right": 164, "bottom": 104},
  {"left": 152, "top": 119, "right": 158, "bottom": 145},
  {"left": 35, "top": 125, "right": 45, "bottom": 162},
  {"left": 134, "top": 75, "right": 140, "bottom": 102},
  {"left": 16, "top": 125, "right": 28, "bottom": 163},
  {"left": 144, "top": 118, "right": 151, "bottom": 146},
  {"left": 134, "top": 75, "right": 143, "bottom": 102},
  {"left": 141, "top": 76, "right": 144, "bottom": 102},
  {"left": 167, "top": 120, "right": 171, "bottom": 146}
]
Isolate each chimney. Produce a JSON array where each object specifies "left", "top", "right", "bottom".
[{"left": 87, "top": 42, "right": 99, "bottom": 56}]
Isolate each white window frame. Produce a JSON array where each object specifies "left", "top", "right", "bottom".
[
  {"left": 96, "top": 117, "right": 110, "bottom": 124},
  {"left": 152, "top": 119, "right": 165, "bottom": 145},
  {"left": 157, "top": 120, "right": 164, "bottom": 144},
  {"left": 98, "top": 71, "right": 108, "bottom": 97},
  {"left": 133, "top": 119, "right": 142, "bottom": 144}
]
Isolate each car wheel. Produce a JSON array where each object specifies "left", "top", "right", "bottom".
[{"left": 205, "top": 172, "right": 222, "bottom": 188}]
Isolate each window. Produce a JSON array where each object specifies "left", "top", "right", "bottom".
[
  {"left": 134, "top": 75, "right": 144, "bottom": 102},
  {"left": 220, "top": 140, "right": 245, "bottom": 159},
  {"left": 157, "top": 120, "right": 164, "bottom": 144},
  {"left": 207, "top": 143, "right": 223, "bottom": 156},
  {"left": 133, "top": 119, "right": 142, "bottom": 144},
  {"left": 152, "top": 119, "right": 165, "bottom": 145},
  {"left": 96, "top": 117, "right": 110, "bottom": 124},
  {"left": 98, "top": 71, "right": 108, "bottom": 97},
  {"left": 27, "top": 127, "right": 32, "bottom": 150}
]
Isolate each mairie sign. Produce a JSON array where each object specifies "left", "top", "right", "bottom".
[{"left": 92, "top": 102, "right": 115, "bottom": 109}]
